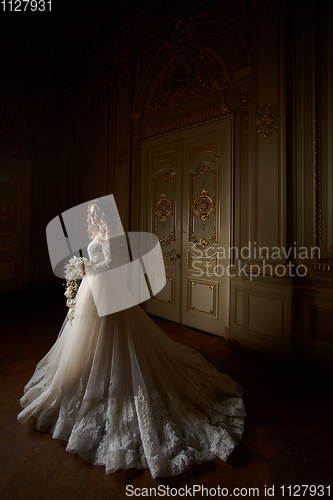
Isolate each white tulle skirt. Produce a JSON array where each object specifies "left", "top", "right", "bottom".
[{"left": 18, "top": 277, "right": 246, "bottom": 478}]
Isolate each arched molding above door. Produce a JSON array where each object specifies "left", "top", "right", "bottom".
[
  {"left": 133, "top": 16, "right": 250, "bottom": 117},
  {"left": 133, "top": 16, "right": 250, "bottom": 140}
]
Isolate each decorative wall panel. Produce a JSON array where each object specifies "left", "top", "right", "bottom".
[
  {"left": 305, "top": 302, "right": 333, "bottom": 345},
  {"left": 248, "top": 294, "right": 284, "bottom": 340}
]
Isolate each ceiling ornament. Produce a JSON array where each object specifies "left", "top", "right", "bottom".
[
  {"left": 147, "top": 45, "right": 231, "bottom": 116},
  {"left": 256, "top": 98, "right": 280, "bottom": 141}
]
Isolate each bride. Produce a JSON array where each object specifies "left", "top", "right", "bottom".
[{"left": 18, "top": 198, "right": 246, "bottom": 478}]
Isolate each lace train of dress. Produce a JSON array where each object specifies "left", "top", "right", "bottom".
[{"left": 18, "top": 238, "right": 246, "bottom": 478}]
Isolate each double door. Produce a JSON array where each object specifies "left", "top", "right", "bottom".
[{"left": 141, "top": 119, "right": 233, "bottom": 337}]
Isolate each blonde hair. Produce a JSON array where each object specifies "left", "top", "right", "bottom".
[{"left": 87, "top": 200, "right": 111, "bottom": 241}]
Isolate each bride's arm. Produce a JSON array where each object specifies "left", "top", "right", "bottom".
[{"left": 87, "top": 234, "right": 112, "bottom": 274}]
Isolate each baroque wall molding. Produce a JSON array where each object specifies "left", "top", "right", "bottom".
[
  {"left": 256, "top": 98, "right": 280, "bottom": 141},
  {"left": 140, "top": 42, "right": 233, "bottom": 139},
  {"left": 147, "top": 44, "right": 230, "bottom": 115},
  {"left": 133, "top": 14, "right": 250, "bottom": 118}
]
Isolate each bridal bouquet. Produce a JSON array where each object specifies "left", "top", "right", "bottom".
[{"left": 64, "top": 256, "right": 90, "bottom": 324}]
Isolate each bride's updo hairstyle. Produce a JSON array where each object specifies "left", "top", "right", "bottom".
[{"left": 87, "top": 199, "right": 117, "bottom": 241}]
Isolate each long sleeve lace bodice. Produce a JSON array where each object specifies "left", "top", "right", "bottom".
[{"left": 87, "top": 236, "right": 112, "bottom": 273}]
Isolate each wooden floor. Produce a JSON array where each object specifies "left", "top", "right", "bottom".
[{"left": 1, "top": 285, "right": 332, "bottom": 499}]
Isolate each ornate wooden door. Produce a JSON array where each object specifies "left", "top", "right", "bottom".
[{"left": 141, "top": 119, "right": 232, "bottom": 337}]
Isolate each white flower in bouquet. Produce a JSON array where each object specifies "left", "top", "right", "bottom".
[{"left": 64, "top": 256, "right": 91, "bottom": 324}]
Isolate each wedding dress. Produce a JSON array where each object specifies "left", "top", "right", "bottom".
[{"left": 18, "top": 235, "right": 246, "bottom": 478}]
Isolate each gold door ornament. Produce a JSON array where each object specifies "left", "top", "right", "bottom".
[
  {"left": 155, "top": 192, "right": 173, "bottom": 226},
  {"left": 153, "top": 169, "right": 175, "bottom": 246},
  {"left": 257, "top": 98, "right": 281, "bottom": 141},
  {"left": 192, "top": 184, "right": 216, "bottom": 230},
  {"left": 190, "top": 164, "right": 218, "bottom": 249}
]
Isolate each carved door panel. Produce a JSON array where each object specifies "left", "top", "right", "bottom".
[
  {"left": 0, "top": 156, "right": 30, "bottom": 292},
  {"left": 144, "top": 141, "right": 182, "bottom": 324},
  {"left": 181, "top": 121, "right": 231, "bottom": 336},
  {"left": 143, "top": 119, "right": 232, "bottom": 337}
]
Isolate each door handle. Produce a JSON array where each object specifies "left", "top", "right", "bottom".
[{"left": 170, "top": 253, "right": 181, "bottom": 261}]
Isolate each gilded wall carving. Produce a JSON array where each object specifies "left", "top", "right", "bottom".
[
  {"left": 148, "top": 45, "right": 230, "bottom": 116},
  {"left": 256, "top": 98, "right": 280, "bottom": 141},
  {"left": 142, "top": 43, "right": 233, "bottom": 139}
]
